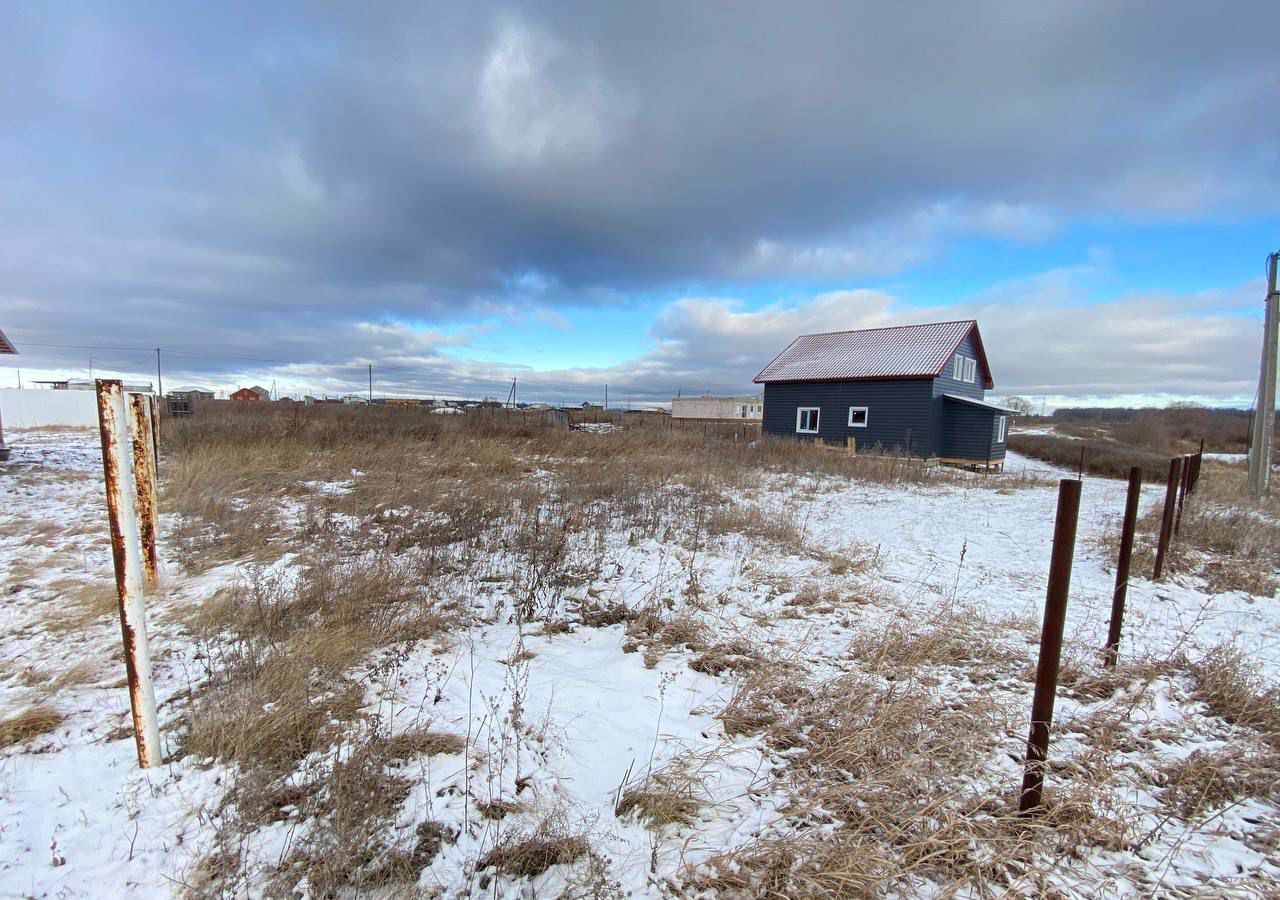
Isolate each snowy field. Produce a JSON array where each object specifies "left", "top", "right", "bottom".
[{"left": 1, "top": 426, "right": 1277, "bottom": 899}]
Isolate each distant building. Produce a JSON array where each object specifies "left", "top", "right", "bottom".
[
  {"left": 231, "top": 386, "right": 270, "bottom": 401},
  {"left": 167, "top": 387, "right": 215, "bottom": 402},
  {"left": 0, "top": 328, "right": 16, "bottom": 460},
  {"left": 671, "top": 394, "right": 763, "bottom": 420}
]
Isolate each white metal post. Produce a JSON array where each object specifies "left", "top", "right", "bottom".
[{"left": 96, "top": 380, "right": 163, "bottom": 768}]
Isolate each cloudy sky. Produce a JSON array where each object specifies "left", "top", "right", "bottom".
[{"left": 1, "top": 2, "right": 1277, "bottom": 406}]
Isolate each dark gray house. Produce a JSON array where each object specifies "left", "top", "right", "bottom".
[{"left": 753, "top": 320, "right": 1012, "bottom": 468}]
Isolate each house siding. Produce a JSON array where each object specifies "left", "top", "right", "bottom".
[
  {"left": 928, "top": 331, "right": 988, "bottom": 456},
  {"left": 940, "top": 399, "right": 1007, "bottom": 462},
  {"left": 932, "top": 332, "right": 986, "bottom": 400},
  {"left": 762, "top": 379, "right": 934, "bottom": 455}
]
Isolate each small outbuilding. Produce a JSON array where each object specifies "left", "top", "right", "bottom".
[
  {"left": 671, "top": 394, "right": 763, "bottom": 420},
  {"left": 754, "top": 320, "right": 1012, "bottom": 469}
]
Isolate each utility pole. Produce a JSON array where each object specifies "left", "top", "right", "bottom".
[
  {"left": 604, "top": 383, "right": 608, "bottom": 411},
  {"left": 367, "top": 364, "right": 373, "bottom": 405},
  {"left": 1248, "top": 251, "right": 1279, "bottom": 498},
  {"left": 155, "top": 348, "right": 163, "bottom": 398}
]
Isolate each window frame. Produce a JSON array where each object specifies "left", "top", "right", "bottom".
[
  {"left": 996, "top": 415, "right": 1008, "bottom": 443},
  {"left": 955, "top": 355, "right": 976, "bottom": 383},
  {"left": 796, "top": 406, "right": 821, "bottom": 434},
  {"left": 847, "top": 406, "right": 869, "bottom": 428}
]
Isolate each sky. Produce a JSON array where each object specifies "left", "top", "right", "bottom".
[{"left": 1, "top": 1, "right": 1277, "bottom": 408}]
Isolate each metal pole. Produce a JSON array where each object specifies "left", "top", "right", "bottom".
[
  {"left": 1104, "top": 467, "right": 1142, "bottom": 668},
  {"left": 95, "top": 380, "right": 162, "bottom": 768},
  {"left": 1078, "top": 445, "right": 1085, "bottom": 480},
  {"left": 368, "top": 364, "right": 373, "bottom": 405},
  {"left": 1153, "top": 456, "right": 1182, "bottom": 581},
  {"left": 1248, "top": 251, "right": 1278, "bottom": 497},
  {"left": 1020, "top": 478, "right": 1082, "bottom": 812},
  {"left": 1174, "top": 454, "right": 1191, "bottom": 536},
  {"left": 155, "top": 348, "right": 162, "bottom": 399},
  {"left": 129, "top": 393, "right": 160, "bottom": 589}
]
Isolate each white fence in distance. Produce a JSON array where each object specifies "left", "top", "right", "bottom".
[{"left": 0, "top": 389, "right": 100, "bottom": 428}]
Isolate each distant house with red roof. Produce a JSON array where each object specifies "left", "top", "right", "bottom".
[{"left": 230, "top": 386, "right": 270, "bottom": 402}]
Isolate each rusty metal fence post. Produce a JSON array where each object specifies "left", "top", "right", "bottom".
[
  {"left": 96, "top": 380, "right": 162, "bottom": 768},
  {"left": 1174, "top": 454, "right": 1191, "bottom": 536},
  {"left": 1020, "top": 478, "right": 1082, "bottom": 812},
  {"left": 1103, "top": 467, "right": 1143, "bottom": 668},
  {"left": 1152, "top": 456, "right": 1182, "bottom": 581}
]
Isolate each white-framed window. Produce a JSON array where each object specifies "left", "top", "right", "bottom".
[
  {"left": 847, "top": 406, "right": 869, "bottom": 428},
  {"left": 954, "top": 356, "right": 977, "bottom": 383},
  {"left": 796, "top": 407, "right": 820, "bottom": 434},
  {"left": 996, "top": 415, "right": 1008, "bottom": 443}
]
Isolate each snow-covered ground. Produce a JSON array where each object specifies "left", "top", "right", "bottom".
[{"left": 1, "top": 431, "right": 1277, "bottom": 898}]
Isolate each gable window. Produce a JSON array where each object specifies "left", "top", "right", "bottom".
[
  {"left": 996, "top": 415, "right": 1008, "bottom": 443},
  {"left": 796, "top": 407, "right": 820, "bottom": 434},
  {"left": 954, "top": 356, "right": 977, "bottom": 383},
  {"left": 847, "top": 406, "right": 868, "bottom": 428}
]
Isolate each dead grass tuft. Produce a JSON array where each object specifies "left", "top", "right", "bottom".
[
  {"left": 0, "top": 705, "right": 65, "bottom": 748},
  {"left": 615, "top": 757, "right": 705, "bottom": 828},
  {"left": 1157, "top": 749, "right": 1266, "bottom": 818},
  {"left": 478, "top": 797, "right": 528, "bottom": 821},
  {"left": 1190, "top": 646, "right": 1280, "bottom": 745},
  {"left": 374, "top": 728, "right": 467, "bottom": 760},
  {"left": 478, "top": 834, "right": 590, "bottom": 881}
]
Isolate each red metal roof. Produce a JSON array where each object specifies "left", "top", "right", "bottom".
[
  {"left": 753, "top": 320, "right": 994, "bottom": 388},
  {"left": 0, "top": 329, "right": 15, "bottom": 355}
]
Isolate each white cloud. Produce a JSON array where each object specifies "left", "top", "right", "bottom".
[{"left": 477, "top": 19, "right": 621, "bottom": 165}]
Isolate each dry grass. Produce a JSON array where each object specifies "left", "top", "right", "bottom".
[
  {"left": 478, "top": 833, "right": 590, "bottom": 881},
  {"left": 1092, "top": 468, "right": 1280, "bottom": 596},
  {"left": 478, "top": 797, "right": 528, "bottom": 821},
  {"left": 615, "top": 757, "right": 706, "bottom": 828},
  {"left": 847, "top": 611, "right": 1016, "bottom": 674},
  {"left": 152, "top": 404, "right": 1174, "bottom": 895},
  {"left": 0, "top": 705, "right": 65, "bottom": 748},
  {"left": 1190, "top": 646, "right": 1280, "bottom": 746},
  {"left": 1008, "top": 433, "right": 1170, "bottom": 480},
  {"left": 180, "top": 555, "right": 466, "bottom": 774},
  {"left": 41, "top": 579, "right": 118, "bottom": 633},
  {"left": 374, "top": 728, "right": 467, "bottom": 760},
  {"left": 1157, "top": 749, "right": 1264, "bottom": 818},
  {"left": 699, "top": 648, "right": 1135, "bottom": 898}
]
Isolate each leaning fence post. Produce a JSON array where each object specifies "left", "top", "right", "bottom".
[
  {"left": 96, "top": 380, "right": 162, "bottom": 768},
  {"left": 1174, "top": 454, "right": 1191, "bottom": 536},
  {"left": 1152, "top": 457, "right": 1182, "bottom": 581},
  {"left": 1020, "top": 477, "right": 1082, "bottom": 813},
  {"left": 1103, "top": 466, "right": 1142, "bottom": 668}
]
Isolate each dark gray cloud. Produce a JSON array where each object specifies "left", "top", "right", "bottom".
[{"left": 1, "top": 1, "right": 1276, "bottom": 396}]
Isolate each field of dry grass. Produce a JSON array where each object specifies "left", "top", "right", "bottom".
[{"left": 2, "top": 405, "right": 1278, "bottom": 898}]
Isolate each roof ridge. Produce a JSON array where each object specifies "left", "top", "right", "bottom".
[{"left": 794, "top": 319, "right": 975, "bottom": 340}]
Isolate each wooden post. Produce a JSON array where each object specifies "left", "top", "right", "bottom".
[
  {"left": 1104, "top": 467, "right": 1142, "bottom": 667},
  {"left": 1020, "top": 478, "right": 1082, "bottom": 812},
  {"left": 1153, "top": 457, "right": 1182, "bottom": 581},
  {"left": 1078, "top": 445, "right": 1085, "bottom": 480}
]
